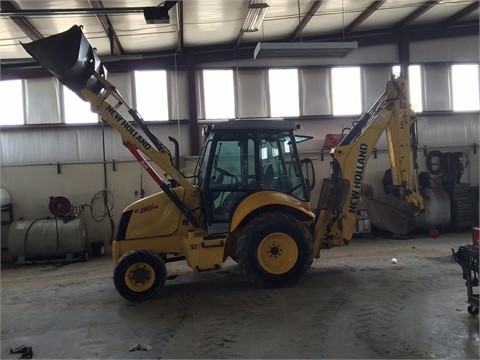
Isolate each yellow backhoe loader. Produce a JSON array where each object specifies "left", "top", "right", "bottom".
[{"left": 22, "top": 25, "right": 424, "bottom": 301}]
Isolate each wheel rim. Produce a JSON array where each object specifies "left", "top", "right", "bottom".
[
  {"left": 125, "top": 262, "right": 155, "bottom": 292},
  {"left": 257, "top": 232, "right": 298, "bottom": 275}
]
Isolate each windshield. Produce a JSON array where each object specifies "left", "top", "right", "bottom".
[
  {"left": 258, "top": 131, "right": 308, "bottom": 201},
  {"left": 198, "top": 129, "right": 308, "bottom": 199}
]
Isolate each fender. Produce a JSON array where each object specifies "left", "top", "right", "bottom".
[{"left": 230, "top": 191, "right": 314, "bottom": 231}]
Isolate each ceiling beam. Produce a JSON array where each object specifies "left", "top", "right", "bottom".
[
  {"left": 0, "top": 1, "right": 43, "bottom": 41},
  {"left": 235, "top": 32, "right": 244, "bottom": 48},
  {"left": 177, "top": 0, "right": 184, "bottom": 53},
  {"left": 290, "top": 0, "right": 325, "bottom": 41},
  {"left": 88, "top": 1, "right": 124, "bottom": 56},
  {"left": 1, "top": 18, "right": 476, "bottom": 77},
  {"left": 442, "top": 2, "right": 479, "bottom": 27},
  {"left": 0, "top": 7, "right": 144, "bottom": 16},
  {"left": 344, "top": 0, "right": 386, "bottom": 36},
  {"left": 394, "top": 0, "right": 439, "bottom": 30}
]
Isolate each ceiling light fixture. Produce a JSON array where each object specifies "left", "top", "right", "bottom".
[
  {"left": 254, "top": 41, "right": 358, "bottom": 59},
  {"left": 241, "top": 2, "right": 269, "bottom": 32}
]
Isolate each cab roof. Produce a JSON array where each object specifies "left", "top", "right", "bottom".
[{"left": 205, "top": 120, "right": 298, "bottom": 135}]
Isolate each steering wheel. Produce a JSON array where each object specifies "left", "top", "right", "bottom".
[{"left": 215, "top": 167, "right": 239, "bottom": 184}]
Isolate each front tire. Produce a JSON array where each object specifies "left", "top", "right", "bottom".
[
  {"left": 113, "top": 249, "right": 166, "bottom": 301},
  {"left": 236, "top": 212, "right": 313, "bottom": 288}
]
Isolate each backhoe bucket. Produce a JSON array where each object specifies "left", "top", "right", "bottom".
[
  {"left": 21, "top": 25, "right": 106, "bottom": 99},
  {"left": 362, "top": 185, "right": 416, "bottom": 235}
]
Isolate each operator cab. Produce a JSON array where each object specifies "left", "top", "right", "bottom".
[{"left": 196, "top": 120, "right": 311, "bottom": 233}]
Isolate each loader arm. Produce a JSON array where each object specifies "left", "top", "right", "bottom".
[
  {"left": 312, "top": 78, "right": 424, "bottom": 257},
  {"left": 22, "top": 25, "right": 201, "bottom": 228}
]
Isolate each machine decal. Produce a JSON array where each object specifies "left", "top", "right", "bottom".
[
  {"left": 349, "top": 143, "right": 368, "bottom": 213},
  {"left": 105, "top": 105, "right": 151, "bottom": 150},
  {"left": 139, "top": 204, "right": 158, "bottom": 214}
]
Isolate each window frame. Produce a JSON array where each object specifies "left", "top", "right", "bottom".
[
  {"left": 450, "top": 64, "right": 480, "bottom": 112},
  {"left": 62, "top": 85, "right": 99, "bottom": 124},
  {"left": 133, "top": 70, "right": 170, "bottom": 121},
  {"left": 0, "top": 79, "right": 25, "bottom": 126},
  {"left": 202, "top": 69, "right": 236, "bottom": 120},
  {"left": 268, "top": 68, "right": 300, "bottom": 117},
  {"left": 331, "top": 67, "right": 362, "bottom": 116}
]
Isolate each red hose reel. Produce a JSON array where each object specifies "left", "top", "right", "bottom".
[{"left": 48, "top": 196, "right": 72, "bottom": 217}]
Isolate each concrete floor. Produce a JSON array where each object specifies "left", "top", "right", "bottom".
[{"left": 1, "top": 231, "right": 479, "bottom": 359}]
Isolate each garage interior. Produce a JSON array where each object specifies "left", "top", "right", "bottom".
[{"left": 0, "top": 0, "right": 479, "bottom": 359}]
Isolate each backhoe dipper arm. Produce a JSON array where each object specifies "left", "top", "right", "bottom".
[
  {"left": 312, "top": 78, "right": 424, "bottom": 257},
  {"left": 22, "top": 25, "right": 201, "bottom": 228}
]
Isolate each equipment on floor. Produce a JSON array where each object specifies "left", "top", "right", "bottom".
[
  {"left": 452, "top": 243, "right": 479, "bottom": 316},
  {"left": 7, "top": 216, "right": 88, "bottom": 264},
  {"left": 1, "top": 187, "right": 13, "bottom": 226},
  {"left": 0, "top": 187, "right": 11, "bottom": 207},
  {"left": 22, "top": 25, "right": 425, "bottom": 300},
  {"left": 425, "top": 149, "right": 474, "bottom": 231},
  {"left": 411, "top": 171, "right": 451, "bottom": 233},
  {"left": 49, "top": 196, "right": 72, "bottom": 217},
  {"left": 414, "top": 187, "right": 451, "bottom": 231},
  {"left": 444, "top": 183, "right": 474, "bottom": 231},
  {"left": 7, "top": 195, "right": 88, "bottom": 264}
]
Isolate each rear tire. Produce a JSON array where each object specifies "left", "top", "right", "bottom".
[
  {"left": 468, "top": 305, "right": 479, "bottom": 316},
  {"left": 113, "top": 249, "right": 166, "bottom": 301},
  {"left": 236, "top": 212, "right": 313, "bottom": 288}
]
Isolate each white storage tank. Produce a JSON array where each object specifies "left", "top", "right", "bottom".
[
  {"left": 7, "top": 217, "right": 88, "bottom": 263},
  {"left": 0, "top": 188, "right": 11, "bottom": 206}
]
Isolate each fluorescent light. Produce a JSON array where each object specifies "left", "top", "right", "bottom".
[
  {"left": 254, "top": 41, "right": 358, "bottom": 59},
  {"left": 241, "top": 2, "right": 269, "bottom": 32}
]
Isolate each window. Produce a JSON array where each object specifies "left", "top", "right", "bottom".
[
  {"left": 0, "top": 80, "right": 24, "bottom": 125},
  {"left": 269, "top": 69, "right": 299, "bottom": 117},
  {"left": 392, "top": 65, "right": 423, "bottom": 113},
  {"left": 63, "top": 86, "right": 98, "bottom": 124},
  {"left": 331, "top": 67, "right": 361, "bottom": 115},
  {"left": 134, "top": 70, "right": 169, "bottom": 121},
  {"left": 451, "top": 64, "right": 479, "bottom": 111},
  {"left": 392, "top": 65, "right": 402, "bottom": 79},
  {"left": 408, "top": 65, "right": 423, "bottom": 113},
  {"left": 203, "top": 70, "right": 235, "bottom": 119}
]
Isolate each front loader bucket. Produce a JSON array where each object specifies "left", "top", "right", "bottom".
[
  {"left": 21, "top": 25, "right": 106, "bottom": 99},
  {"left": 362, "top": 185, "right": 416, "bottom": 235}
]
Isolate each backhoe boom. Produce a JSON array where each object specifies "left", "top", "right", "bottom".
[{"left": 313, "top": 78, "right": 424, "bottom": 256}]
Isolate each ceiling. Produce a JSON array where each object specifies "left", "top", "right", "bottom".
[{"left": 0, "top": 0, "right": 478, "bottom": 70}]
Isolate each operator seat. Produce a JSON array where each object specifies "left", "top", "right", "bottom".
[{"left": 263, "top": 163, "right": 274, "bottom": 188}]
